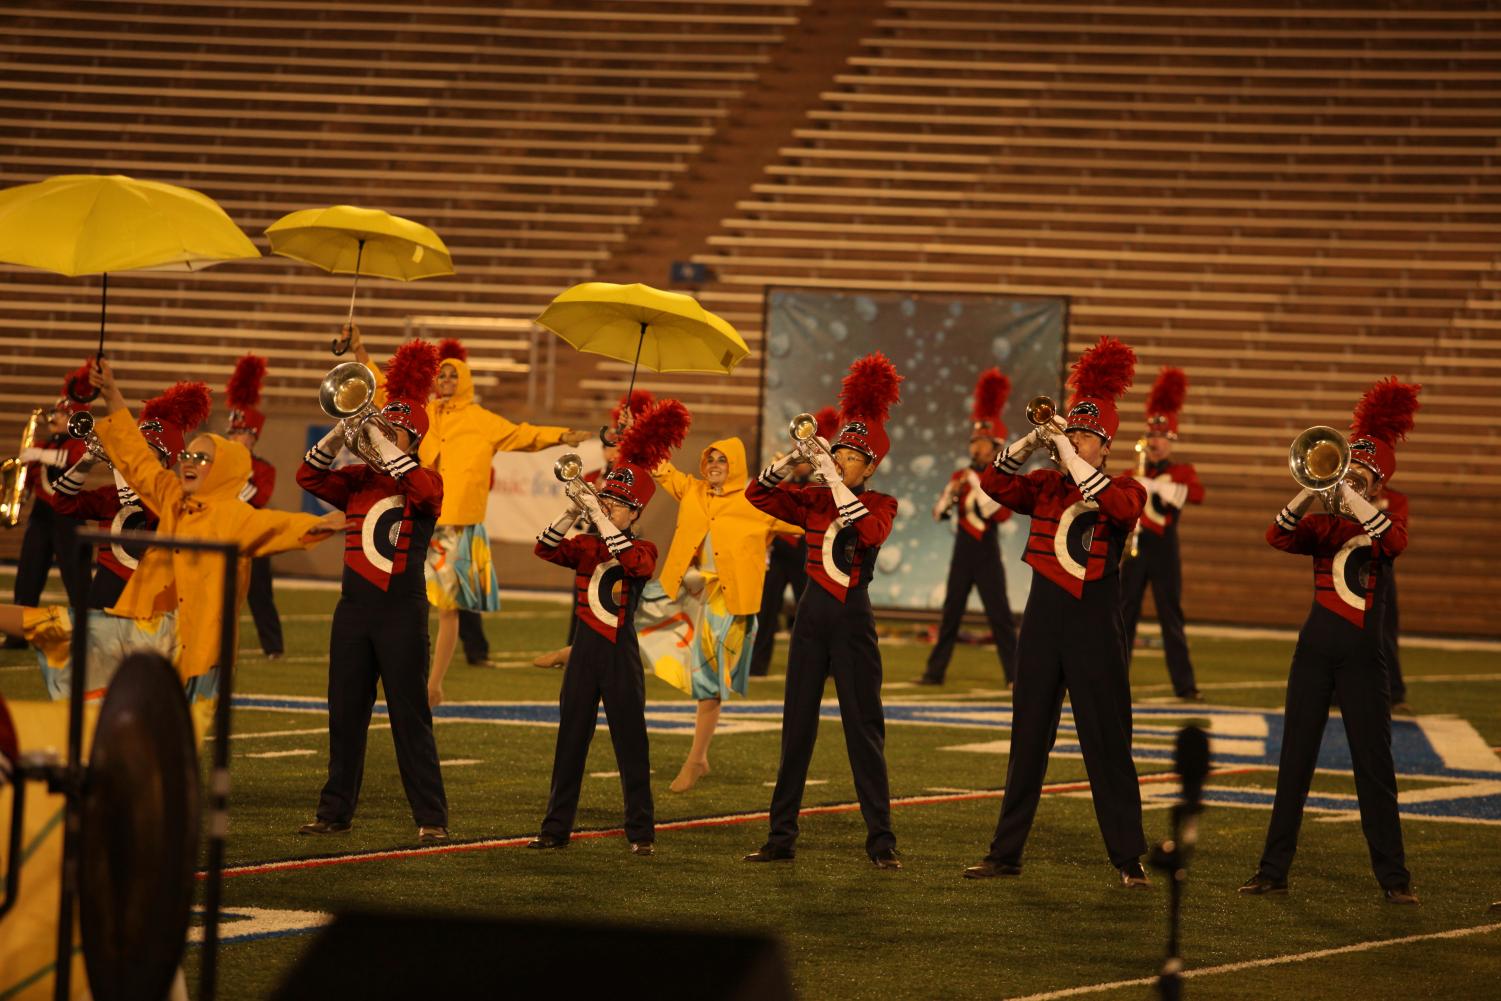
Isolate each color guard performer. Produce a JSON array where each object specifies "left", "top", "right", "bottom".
[
  {"left": 748, "top": 406, "right": 833, "bottom": 677},
  {"left": 224, "top": 354, "right": 285, "bottom": 660},
  {"left": 1119, "top": 367, "right": 1204, "bottom": 700},
  {"left": 964, "top": 337, "right": 1151, "bottom": 888},
  {"left": 1240, "top": 379, "right": 1421, "bottom": 904},
  {"left": 918, "top": 368, "right": 1017, "bottom": 687},
  {"left": 420, "top": 339, "right": 590, "bottom": 689},
  {"left": 742, "top": 353, "right": 904, "bottom": 869},
  {"left": 297, "top": 341, "right": 450, "bottom": 842},
  {"left": 527, "top": 399, "right": 689, "bottom": 855},
  {"left": 51, "top": 382, "right": 210, "bottom": 609}
]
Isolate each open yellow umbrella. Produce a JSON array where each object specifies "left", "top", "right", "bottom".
[
  {"left": 536, "top": 281, "right": 748, "bottom": 401},
  {"left": 264, "top": 205, "right": 454, "bottom": 354},
  {"left": 0, "top": 173, "right": 260, "bottom": 357}
]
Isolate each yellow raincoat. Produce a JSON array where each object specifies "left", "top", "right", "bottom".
[
  {"left": 95, "top": 411, "right": 328, "bottom": 681},
  {"left": 418, "top": 356, "right": 569, "bottom": 526},
  {"left": 652, "top": 437, "right": 800, "bottom": 616}
]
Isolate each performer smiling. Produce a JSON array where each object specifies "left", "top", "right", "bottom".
[{"left": 964, "top": 337, "right": 1151, "bottom": 888}]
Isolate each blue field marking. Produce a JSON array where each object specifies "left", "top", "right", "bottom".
[{"left": 235, "top": 695, "right": 1501, "bottom": 821}]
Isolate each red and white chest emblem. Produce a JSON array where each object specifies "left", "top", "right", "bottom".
[
  {"left": 106, "top": 501, "right": 153, "bottom": 574},
  {"left": 348, "top": 493, "right": 409, "bottom": 589}
]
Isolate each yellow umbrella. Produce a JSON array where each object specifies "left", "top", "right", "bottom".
[
  {"left": 0, "top": 173, "right": 260, "bottom": 356},
  {"left": 264, "top": 205, "right": 454, "bottom": 354},
  {"left": 536, "top": 281, "right": 748, "bottom": 401}
]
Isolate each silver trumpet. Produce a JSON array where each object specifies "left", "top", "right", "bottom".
[
  {"left": 553, "top": 452, "right": 606, "bottom": 514},
  {"left": 788, "top": 412, "right": 837, "bottom": 481},
  {"left": 318, "top": 362, "right": 401, "bottom": 467},
  {"left": 1025, "top": 395, "right": 1067, "bottom": 466},
  {"left": 67, "top": 411, "right": 113, "bottom": 469},
  {"left": 1289, "top": 425, "right": 1356, "bottom": 518}
]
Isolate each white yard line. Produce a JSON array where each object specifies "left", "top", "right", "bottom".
[{"left": 1005, "top": 923, "right": 1501, "bottom": 1001}]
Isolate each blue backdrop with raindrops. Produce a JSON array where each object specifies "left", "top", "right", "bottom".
[{"left": 758, "top": 289, "right": 1067, "bottom": 612}]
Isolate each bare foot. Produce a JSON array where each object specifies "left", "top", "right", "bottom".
[{"left": 669, "top": 760, "right": 710, "bottom": 793}]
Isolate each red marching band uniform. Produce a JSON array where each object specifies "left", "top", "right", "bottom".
[
  {"left": 52, "top": 380, "right": 211, "bottom": 609},
  {"left": 10, "top": 363, "right": 93, "bottom": 613},
  {"left": 969, "top": 337, "right": 1151, "bottom": 885},
  {"left": 226, "top": 354, "right": 284, "bottom": 657}
]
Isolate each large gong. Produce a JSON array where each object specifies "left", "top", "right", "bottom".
[{"left": 78, "top": 651, "right": 201, "bottom": 1001}]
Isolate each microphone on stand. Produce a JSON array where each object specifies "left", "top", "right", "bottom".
[{"left": 1151, "top": 725, "right": 1210, "bottom": 1001}]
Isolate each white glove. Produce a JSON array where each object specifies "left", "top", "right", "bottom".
[
  {"left": 20, "top": 447, "right": 67, "bottom": 467},
  {"left": 238, "top": 477, "right": 258, "bottom": 502},
  {"left": 758, "top": 451, "right": 800, "bottom": 487},
  {"left": 305, "top": 425, "right": 346, "bottom": 469},
  {"left": 966, "top": 469, "right": 1002, "bottom": 517},
  {"left": 932, "top": 483, "right": 955, "bottom": 522},
  {"left": 537, "top": 508, "right": 577, "bottom": 548},
  {"left": 1274, "top": 488, "right": 1317, "bottom": 530},
  {"left": 368, "top": 429, "right": 419, "bottom": 478},
  {"left": 829, "top": 476, "right": 869, "bottom": 528},
  {"left": 1155, "top": 476, "right": 1188, "bottom": 509},
  {"left": 996, "top": 434, "right": 1037, "bottom": 474},
  {"left": 811, "top": 448, "right": 841, "bottom": 485},
  {"left": 1340, "top": 482, "right": 1392, "bottom": 538},
  {"left": 1051, "top": 433, "right": 1109, "bottom": 501},
  {"left": 54, "top": 458, "right": 92, "bottom": 496},
  {"left": 1133, "top": 475, "right": 1156, "bottom": 495}
]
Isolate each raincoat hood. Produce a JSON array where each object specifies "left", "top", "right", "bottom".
[
  {"left": 701, "top": 436, "right": 748, "bottom": 495},
  {"left": 434, "top": 357, "right": 475, "bottom": 413},
  {"left": 193, "top": 433, "right": 252, "bottom": 502}
]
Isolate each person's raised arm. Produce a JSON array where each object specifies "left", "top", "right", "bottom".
[{"left": 88, "top": 358, "right": 183, "bottom": 514}]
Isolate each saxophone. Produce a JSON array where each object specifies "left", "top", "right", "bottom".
[{"left": 0, "top": 409, "right": 46, "bottom": 528}]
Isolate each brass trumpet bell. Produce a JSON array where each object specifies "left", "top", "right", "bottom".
[
  {"left": 1025, "top": 395, "right": 1060, "bottom": 429},
  {"left": 319, "top": 362, "right": 376, "bottom": 421},
  {"left": 787, "top": 412, "right": 837, "bottom": 480},
  {"left": 67, "top": 410, "right": 112, "bottom": 468},
  {"left": 553, "top": 451, "right": 604, "bottom": 509},
  {"left": 1289, "top": 425, "right": 1354, "bottom": 516}
]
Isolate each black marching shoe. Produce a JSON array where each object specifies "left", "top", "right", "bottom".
[
  {"left": 418, "top": 826, "right": 450, "bottom": 844},
  {"left": 527, "top": 833, "right": 569, "bottom": 850},
  {"left": 297, "top": 819, "right": 351, "bottom": 836},
  {"left": 630, "top": 841, "right": 655, "bottom": 857},
  {"left": 742, "top": 845, "right": 795, "bottom": 863},
  {"left": 870, "top": 847, "right": 903, "bottom": 870},
  {"left": 1384, "top": 883, "right": 1420, "bottom": 906},
  {"left": 963, "top": 859, "right": 1022, "bottom": 880},
  {"left": 1118, "top": 860, "right": 1151, "bottom": 889},
  {"left": 1238, "top": 872, "right": 1288, "bottom": 895},
  {"left": 914, "top": 675, "right": 943, "bottom": 686}
]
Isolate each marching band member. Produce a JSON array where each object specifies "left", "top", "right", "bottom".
[
  {"left": 742, "top": 353, "right": 904, "bottom": 870},
  {"left": 527, "top": 399, "right": 688, "bottom": 855},
  {"left": 50, "top": 382, "right": 210, "bottom": 610},
  {"left": 420, "top": 339, "right": 590, "bottom": 683},
  {"left": 964, "top": 337, "right": 1151, "bottom": 888},
  {"left": 225, "top": 354, "right": 285, "bottom": 659},
  {"left": 7, "top": 364, "right": 93, "bottom": 626},
  {"left": 748, "top": 407, "right": 832, "bottom": 677},
  {"left": 1240, "top": 379, "right": 1421, "bottom": 905},
  {"left": 1119, "top": 367, "right": 1204, "bottom": 700},
  {"left": 638, "top": 432, "right": 801, "bottom": 793},
  {"left": 296, "top": 340, "right": 450, "bottom": 843},
  {"left": 1, "top": 359, "right": 342, "bottom": 706},
  {"left": 918, "top": 368, "right": 1017, "bottom": 688}
]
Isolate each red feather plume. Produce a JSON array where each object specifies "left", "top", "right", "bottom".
[
  {"left": 619, "top": 398, "right": 691, "bottom": 471},
  {"left": 971, "top": 368, "right": 1011, "bottom": 422},
  {"left": 839, "top": 352, "right": 903, "bottom": 422},
  {"left": 1145, "top": 367, "right": 1187, "bottom": 416},
  {"left": 813, "top": 405, "right": 840, "bottom": 441},
  {"left": 610, "top": 389, "right": 655, "bottom": 426},
  {"left": 63, "top": 358, "right": 97, "bottom": 403},
  {"left": 1352, "top": 377, "right": 1421, "bottom": 444},
  {"left": 226, "top": 354, "right": 267, "bottom": 410},
  {"left": 384, "top": 340, "right": 441, "bottom": 404},
  {"left": 142, "top": 382, "right": 212, "bottom": 432},
  {"left": 1068, "top": 336, "right": 1136, "bottom": 401},
  {"left": 436, "top": 338, "right": 468, "bottom": 363}
]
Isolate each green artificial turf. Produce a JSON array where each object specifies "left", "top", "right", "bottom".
[{"left": 2, "top": 590, "right": 1498, "bottom": 1000}]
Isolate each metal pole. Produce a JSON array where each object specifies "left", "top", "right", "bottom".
[
  {"left": 198, "top": 543, "right": 239, "bottom": 1001},
  {"left": 54, "top": 540, "right": 93, "bottom": 1000}
]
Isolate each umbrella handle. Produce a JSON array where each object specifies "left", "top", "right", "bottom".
[{"left": 331, "top": 241, "right": 366, "bottom": 356}]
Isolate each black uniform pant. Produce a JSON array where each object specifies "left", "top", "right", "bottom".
[
  {"left": 247, "top": 554, "right": 284, "bottom": 655},
  {"left": 13, "top": 502, "right": 88, "bottom": 609},
  {"left": 923, "top": 530, "right": 1016, "bottom": 684},
  {"left": 750, "top": 536, "right": 808, "bottom": 676},
  {"left": 1257, "top": 603, "right": 1408, "bottom": 889},
  {"left": 540, "top": 624, "right": 654, "bottom": 843},
  {"left": 986, "top": 574, "right": 1146, "bottom": 869},
  {"left": 1380, "top": 573, "right": 1405, "bottom": 704},
  {"left": 460, "top": 609, "right": 489, "bottom": 662},
  {"left": 89, "top": 566, "right": 127, "bottom": 610},
  {"left": 765, "top": 585, "right": 894, "bottom": 856},
  {"left": 317, "top": 598, "right": 447, "bottom": 827},
  {"left": 1119, "top": 527, "right": 1198, "bottom": 697}
]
